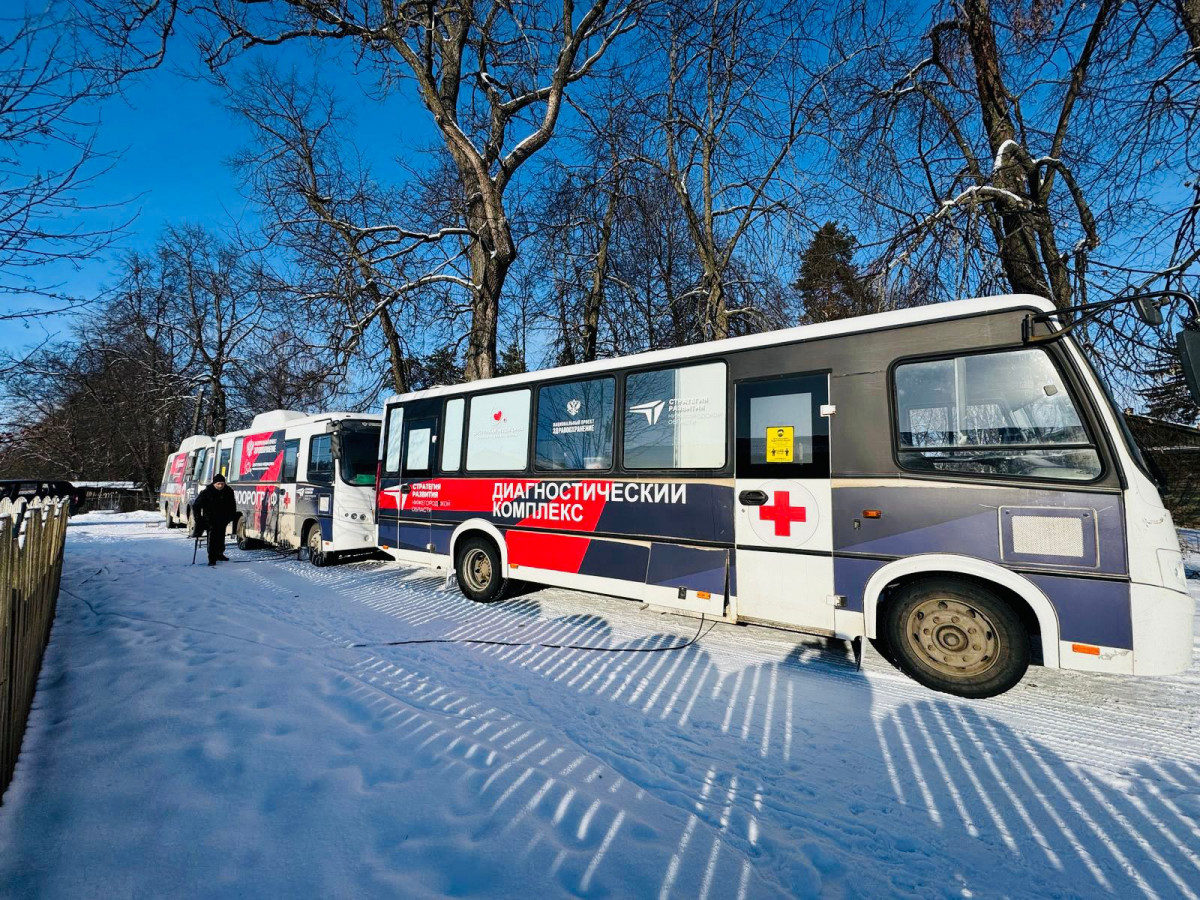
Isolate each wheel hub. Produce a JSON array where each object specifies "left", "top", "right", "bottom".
[
  {"left": 906, "top": 597, "right": 1000, "bottom": 677},
  {"left": 463, "top": 549, "right": 492, "bottom": 592}
]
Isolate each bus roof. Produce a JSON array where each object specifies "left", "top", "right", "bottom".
[
  {"left": 211, "top": 412, "right": 381, "bottom": 445},
  {"left": 384, "top": 294, "right": 1055, "bottom": 405},
  {"left": 177, "top": 434, "right": 215, "bottom": 453}
]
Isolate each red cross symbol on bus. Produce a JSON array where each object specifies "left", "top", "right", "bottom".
[{"left": 758, "top": 491, "right": 807, "bottom": 537}]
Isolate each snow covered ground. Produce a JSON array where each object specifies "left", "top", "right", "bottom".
[{"left": 1, "top": 511, "right": 1198, "bottom": 898}]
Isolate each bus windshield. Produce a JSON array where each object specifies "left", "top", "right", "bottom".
[
  {"left": 339, "top": 429, "right": 380, "bottom": 486},
  {"left": 1088, "top": 358, "right": 1162, "bottom": 486}
]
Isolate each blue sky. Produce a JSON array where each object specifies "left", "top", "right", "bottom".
[
  {"left": 1, "top": 40, "right": 434, "bottom": 355},
  {"left": 1, "top": 64, "right": 248, "bottom": 351}
]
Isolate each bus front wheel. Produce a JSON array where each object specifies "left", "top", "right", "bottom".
[
  {"left": 455, "top": 536, "right": 505, "bottom": 603},
  {"left": 236, "top": 518, "right": 261, "bottom": 551},
  {"left": 307, "top": 526, "right": 331, "bottom": 567},
  {"left": 882, "top": 578, "right": 1030, "bottom": 699}
]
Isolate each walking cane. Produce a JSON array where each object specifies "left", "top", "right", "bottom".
[{"left": 191, "top": 523, "right": 206, "bottom": 565}]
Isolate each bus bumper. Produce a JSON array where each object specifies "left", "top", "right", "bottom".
[{"left": 1131, "top": 582, "right": 1196, "bottom": 676}]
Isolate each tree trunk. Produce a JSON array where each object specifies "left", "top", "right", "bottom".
[
  {"left": 703, "top": 272, "right": 729, "bottom": 341},
  {"left": 377, "top": 306, "right": 409, "bottom": 394},
  {"left": 207, "top": 374, "right": 228, "bottom": 433},
  {"left": 962, "top": 0, "right": 1055, "bottom": 303},
  {"left": 463, "top": 207, "right": 515, "bottom": 381},
  {"left": 581, "top": 182, "right": 619, "bottom": 362},
  {"left": 1177, "top": 0, "right": 1200, "bottom": 49}
]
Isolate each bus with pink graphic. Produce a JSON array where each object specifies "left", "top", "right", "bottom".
[{"left": 159, "top": 434, "right": 216, "bottom": 529}]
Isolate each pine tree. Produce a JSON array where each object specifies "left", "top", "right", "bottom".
[
  {"left": 793, "top": 222, "right": 873, "bottom": 324},
  {"left": 408, "top": 347, "right": 463, "bottom": 390},
  {"left": 1141, "top": 355, "right": 1199, "bottom": 425},
  {"left": 496, "top": 341, "right": 526, "bottom": 377}
]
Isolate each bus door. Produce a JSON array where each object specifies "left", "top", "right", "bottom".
[
  {"left": 733, "top": 373, "right": 834, "bottom": 631},
  {"left": 397, "top": 399, "right": 441, "bottom": 563}
]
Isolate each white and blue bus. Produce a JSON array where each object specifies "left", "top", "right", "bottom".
[
  {"left": 208, "top": 410, "right": 382, "bottom": 565},
  {"left": 375, "top": 294, "right": 1199, "bottom": 697}
]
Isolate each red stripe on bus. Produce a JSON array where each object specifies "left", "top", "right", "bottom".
[{"left": 506, "top": 531, "right": 590, "bottom": 573}]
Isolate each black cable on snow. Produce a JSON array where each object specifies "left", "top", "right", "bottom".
[{"left": 348, "top": 614, "right": 712, "bottom": 654}]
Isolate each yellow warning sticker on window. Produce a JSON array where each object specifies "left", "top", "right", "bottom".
[{"left": 766, "top": 426, "right": 794, "bottom": 462}]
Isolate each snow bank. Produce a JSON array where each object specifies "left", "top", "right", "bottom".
[{"left": 1, "top": 513, "right": 1197, "bottom": 898}]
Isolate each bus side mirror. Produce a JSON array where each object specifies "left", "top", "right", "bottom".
[
  {"left": 330, "top": 432, "right": 343, "bottom": 459},
  {"left": 1135, "top": 295, "right": 1164, "bottom": 326},
  {"left": 1179, "top": 329, "right": 1200, "bottom": 406}
]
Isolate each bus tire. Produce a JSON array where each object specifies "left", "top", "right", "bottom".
[
  {"left": 306, "top": 525, "right": 331, "bottom": 568},
  {"left": 236, "top": 517, "right": 261, "bottom": 551},
  {"left": 455, "top": 535, "right": 505, "bottom": 603},
  {"left": 165, "top": 507, "right": 178, "bottom": 529},
  {"left": 882, "top": 577, "right": 1029, "bottom": 699}
]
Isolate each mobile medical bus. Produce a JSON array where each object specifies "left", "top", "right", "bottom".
[
  {"left": 211, "top": 410, "right": 381, "bottom": 565},
  {"left": 159, "top": 434, "right": 216, "bottom": 529},
  {"left": 377, "top": 293, "right": 1200, "bottom": 697}
]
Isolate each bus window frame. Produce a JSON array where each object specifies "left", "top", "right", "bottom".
[
  {"left": 440, "top": 397, "right": 466, "bottom": 474},
  {"left": 618, "top": 359, "right": 730, "bottom": 475},
  {"left": 336, "top": 424, "right": 381, "bottom": 487},
  {"left": 887, "top": 341, "right": 1114, "bottom": 489},
  {"left": 308, "top": 433, "right": 335, "bottom": 485},
  {"left": 382, "top": 406, "right": 405, "bottom": 476},
  {"left": 462, "top": 386, "right": 535, "bottom": 475},
  {"left": 532, "top": 374, "right": 618, "bottom": 476},
  {"left": 230, "top": 437, "right": 244, "bottom": 483},
  {"left": 281, "top": 438, "right": 301, "bottom": 483}
]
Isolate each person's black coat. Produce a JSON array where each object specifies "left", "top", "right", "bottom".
[{"left": 193, "top": 483, "right": 236, "bottom": 533}]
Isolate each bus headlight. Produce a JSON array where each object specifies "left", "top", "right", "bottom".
[{"left": 1158, "top": 549, "right": 1188, "bottom": 593}]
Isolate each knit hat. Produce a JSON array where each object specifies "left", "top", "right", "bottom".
[{"left": 213, "top": 473, "right": 226, "bottom": 484}]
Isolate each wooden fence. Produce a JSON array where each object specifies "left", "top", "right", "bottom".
[{"left": 0, "top": 496, "right": 69, "bottom": 801}]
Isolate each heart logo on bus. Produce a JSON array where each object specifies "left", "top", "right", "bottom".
[{"left": 493, "top": 410, "right": 503, "bottom": 421}]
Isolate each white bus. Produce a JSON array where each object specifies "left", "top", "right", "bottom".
[
  {"left": 208, "top": 410, "right": 382, "bottom": 565},
  {"left": 375, "top": 294, "right": 1199, "bottom": 697},
  {"left": 159, "top": 434, "right": 216, "bottom": 530}
]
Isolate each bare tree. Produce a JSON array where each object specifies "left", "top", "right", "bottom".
[
  {"left": 0, "top": 6, "right": 126, "bottom": 317},
  {"left": 848, "top": 0, "right": 1188, "bottom": 314},
  {"left": 94, "top": 0, "right": 638, "bottom": 380},
  {"left": 640, "top": 0, "right": 847, "bottom": 340}
]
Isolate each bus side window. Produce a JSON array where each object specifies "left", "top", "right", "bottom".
[
  {"left": 231, "top": 437, "right": 244, "bottom": 482},
  {"left": 535, "top": 377, "right": 615, "bottom": 471},
  {"left": 384, "top": 407, "right": 405, "bottom": 473},
  {"left": 894, "top": 349, "right": 1101, "bottom": 481},
  {"left": 281, "top": 439, "right": 300, "bottom": 483},
  {"left": 466, "top": 389, "right": 531, "bottom": 471},
  {"left": 404, "top": 424, "right": 433, "bottom": 474},
  {"left": 309, "top": 435, "right": 334, "bottom": 484},
  {"left": 218, "top": 448, "right": 231, "bottom": 478},
  {"left": 624, "top": 362, "right": 726, "bottom": 469},
  {"left": 441, "top": 398, "right": 464, "bottom": 472}
]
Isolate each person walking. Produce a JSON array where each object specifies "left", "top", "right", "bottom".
[{"left": 193, "top": 474, "right": 236, "bottom": 567}]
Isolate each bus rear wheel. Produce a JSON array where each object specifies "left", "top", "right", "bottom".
[
  {"left": 455, "top": 536, "right": 505, "bottom": 603},
  {"left": 882, "top": 578, "right": 1029, "bottom": 699}
]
